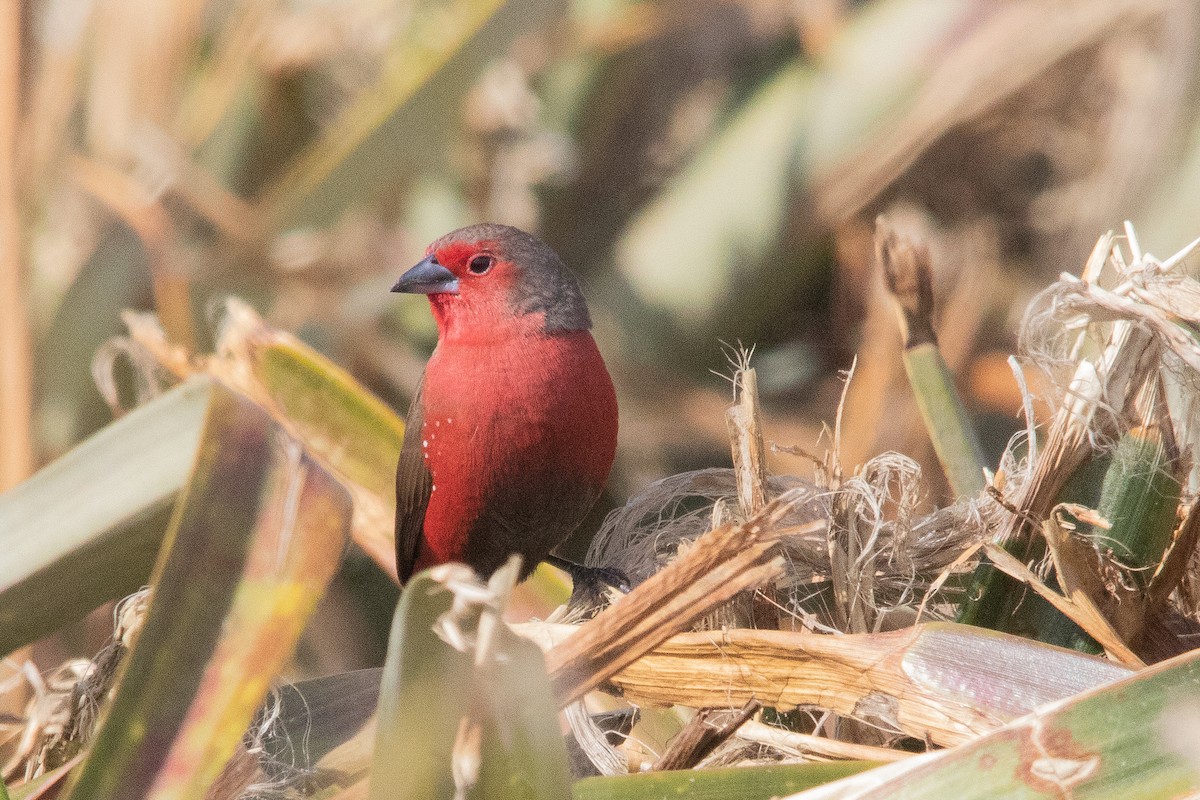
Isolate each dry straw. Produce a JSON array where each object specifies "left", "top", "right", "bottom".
[{"left": 541, "top": 222, "right": 1200, "bottom": 775}]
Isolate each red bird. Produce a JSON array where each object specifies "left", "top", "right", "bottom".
[{"left": 391, "top": 223, "right": 619, "bottom": 583}]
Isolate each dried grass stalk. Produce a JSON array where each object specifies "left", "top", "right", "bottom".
[
  {"left": 1041, "top": 508, "right": 1142, "bottom": 645},
  {"left": 522, "top": 621, "right": 1129, "bottom": 747},
  {"left": 0, "top": 0, "right": 32, "bottom": 492},
  {"left": 877, "top": 217, "right": 936, "bottom": 349},
  {"left": 602, "top": 627, "right": 996, "bottom": 746},
  {"left": 726, "top": 365, "right": 768, "bottom": 517},
  {"left": 653, "top": 699, "right": 760, "bottom": 771},
  {"left": 964, "top": 229, "right": 1176, "bottom": 635},
  {"left": 725, "top": 362, "right": 778, "bottom": 630},
  {"left": 1148, "top": 496, "right": 1200, "bottom": 611},
  {"left": 735, "top": 720, "right": 911, "bottom": 763},
  {"left": 1056, "top": 275, "right": 1200, "bottom": 374},
  {"left": 543, "top": 498, "right": 818, "bottom": 705}
]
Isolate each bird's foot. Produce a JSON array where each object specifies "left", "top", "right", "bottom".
[{"left": 545, "top": 554, "right": 631, "bottom": 612}]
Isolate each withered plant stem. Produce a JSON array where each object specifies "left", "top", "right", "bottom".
[
  {"left": 653, "top": 699, "right": 761, "bottom": 771},
  {"left": 727, "top": 366, "right": 768, "bottom": 516},
  {"left": 544, "top": 502, "right": 814, "bottom": 706},
  {"left": 726, "top": 365, "right": 778, "bottom": 629},
  {"left": 736, "top": 720, "right": 912, "bottom": 763},
  {"left": 1148, "top": 495, "right": 1200, "bottom": 612},
  {"left": 876, "top": 217, "right": 936, "bottom": 348},
  {"left": 0, "top": 0, "right": 32, "bottom": 491},
  {"left": 519, "top": 620, "right": 1128, "bottom": 747}
]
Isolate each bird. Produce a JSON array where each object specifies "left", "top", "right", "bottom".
[{"left": 391, "top": 223, "right": 619, "bottom": 585}]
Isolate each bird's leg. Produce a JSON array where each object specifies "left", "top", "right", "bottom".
[{"left": 545, "top": 554, "right": 631, "bottom": 594}]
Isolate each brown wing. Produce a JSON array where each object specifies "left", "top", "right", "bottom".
[{"left": 394, "top": 378, "right": 432, "bottom": 584}]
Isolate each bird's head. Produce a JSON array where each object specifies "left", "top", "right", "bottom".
[{"left": 392, "top": 223, "right": 592, "bottom": 342}]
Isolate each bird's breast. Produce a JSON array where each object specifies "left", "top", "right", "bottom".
[{"left": 416, "top": 331, "right": 618, "bottom": 562}]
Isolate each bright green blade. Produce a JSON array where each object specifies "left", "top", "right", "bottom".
[
  {"left": 1097, "top": 421, "right": 1182, "bottom": 583},
  {"left": 956, "top": 453, "right": 1111, "bottom": 652},
  {"left": 211, "top": 300, "right": 404, "bottom": 504},
  {"left": 0, "top": 376, "right": 212, "bottom": 657},
  {"left": 959, "top": 413, "right": 1183, "bottom": 653},
  {"left": 902, "top": 343, "right": 987, "bottom": 497},
  {"left": 60, "top": 383, "right": 351, "bottom": 800}
]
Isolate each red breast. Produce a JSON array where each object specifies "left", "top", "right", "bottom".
[{"left": 416, "top": 331, "right": 617, "bottom": 568}]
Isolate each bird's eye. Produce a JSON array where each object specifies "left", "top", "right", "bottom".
[{"left": 468, "top": 254, "right": 494, "bottom": 275}]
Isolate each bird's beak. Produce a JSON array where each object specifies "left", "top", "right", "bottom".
[{"left": 391, "top": 255, "right": 460, "bottom": 295}]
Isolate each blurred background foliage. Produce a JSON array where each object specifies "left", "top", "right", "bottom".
[{"left": 5, "top": 0, "right": 1200, "bottom": 680}]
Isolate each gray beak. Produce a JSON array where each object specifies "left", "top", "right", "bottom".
[{"left": 391, "top": 255, "right": 460, "bottom": 294}]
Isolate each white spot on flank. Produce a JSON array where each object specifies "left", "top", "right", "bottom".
[
  {"left": 431, "top": 485, "right": 436, "bottom": 492},
  {"left": 422, "top": 440, "right": 428, "bottom": 447},
  {"left": 434, "top": 420, "right": 440, "bottom": 427}
]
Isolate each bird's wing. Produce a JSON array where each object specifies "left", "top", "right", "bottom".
[{"left": 395, "top": 378, "right": 433, "bottom": 584}]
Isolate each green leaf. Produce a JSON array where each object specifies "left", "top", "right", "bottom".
[
  {"left": 204, "top": 298, "right": 404, "bottom": 571},
  {"left": 475, "top": 617, "right": 574, "bottom": 798},
  {"left": 902, "top": 343, "right": 987, "bottom": 497},
  {"left": 1097, "top": 422, "right": 1182, "bottom": 581},
  {"left": 573, "top": 761, "right": 877, "bottom": 800},
  {"left": 0, "top": 377, "right": 211, "bottom": 658},
  {"left": 369, "top": 571, "right": 476, "bottom": 799},
  {"left": 233, "top": 309, "right": 406, "bottom": 499},
  {"left": 957, "top": 455, "right": 1111, "bottom": 652},
  {"left": 203, "top": 300, "right": 570, "bottom": 609},
  {"left": 370, "top": 566, "right": 572, "bottom": 799},
  {"left": 61, "top": 383, "right": 351, "bottom": 800},
  {"left": 7, "top": 755, "right": 81, "bottom": 800}
]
